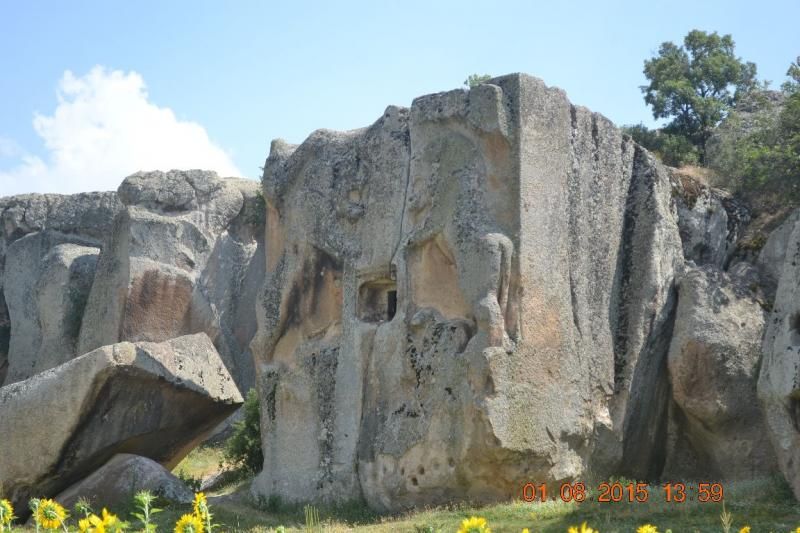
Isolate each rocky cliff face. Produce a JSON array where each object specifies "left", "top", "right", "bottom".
[
  {"left": 1, "top": 72, "right": 798, "bottom": 510},
  {"left": 248, "top": 73, "right": 785, "bottom": 509}
]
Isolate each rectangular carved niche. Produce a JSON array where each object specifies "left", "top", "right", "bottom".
[{"left": 358, "top": 278, "right": 398, "bottom": 323}]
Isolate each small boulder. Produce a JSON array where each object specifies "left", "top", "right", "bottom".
[{"left": 55, "top": 454, "right": 193, "bottom": 511}]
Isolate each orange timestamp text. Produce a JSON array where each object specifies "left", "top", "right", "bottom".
[{"left": 521, "top": 481, "right": 724, "bottom": 504}]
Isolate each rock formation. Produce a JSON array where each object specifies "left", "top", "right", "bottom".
[
  {"left": 0, "top": 334, "right": 242, "bottom": 509},
  {"left": 0, "top": 170, "right": 264, "bottom": 395},
  {"left": 0, "top": 192, "right": 121, "bottom": 384},
  {"left": 251, "top": 74, "right": 683, "bottom": 509},
  {"left": 759, "top": 212, "right": 800, "bottom": 499},
  {"left": 54, "top": 454, "right": 194, "bottom": 511},
  {"left": 1, "top": 72, "right": 798, "bottom": 511},
  {"left": 663, "top": 265, "right": 775, "bottom": 479},
  {"left": 77, "top": 170, "right": 263, "bottom": 393}
]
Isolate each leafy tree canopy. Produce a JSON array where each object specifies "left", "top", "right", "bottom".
[{"left": 641, "top": 30, "right": 757, "bottom": 162}]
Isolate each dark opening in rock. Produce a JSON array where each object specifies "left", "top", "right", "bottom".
[
  {"left": 387, "top": 290, "right": 397, "bottom": 320},
  {"left": 358, "top": 279, "right": 398, "bottom": 323},
  {"left": 790, "top": 312, "right": 800, "bottom": 345}
]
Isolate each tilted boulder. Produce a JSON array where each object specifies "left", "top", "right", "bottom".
[
  {"left": 78, "top": 170, "right": 263, "bottom": 393},
  {"left": 664, "top": 265, "right": 776, "bottom": 479},
  {"left": 0, "top": 333, "right": 242, "bottom": 508},
  {"left": 759, "top": 210, "right": 800, "bottom": 499},
  {"left": 55, "top": 454, "right": 193, "bottom": 511},
  {"left": 250, "top": 74, "right": 683, "bottom": 510},
  {"left": 0, "top": 192, "right": 120, "bottom": 384}
]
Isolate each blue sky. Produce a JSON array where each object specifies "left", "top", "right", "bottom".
[{"left": 1, "top": 0, "right": 798, "bottom": 195}]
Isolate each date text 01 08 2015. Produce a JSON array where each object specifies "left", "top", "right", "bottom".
[{"left": 521, "top": 482, "right": 724, "bottom": 504}]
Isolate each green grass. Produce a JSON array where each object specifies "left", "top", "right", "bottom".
[
  {"left": 6, "top": 476, "right": 799, "bottom": 532},
  {"left": 173, "top": 444, "right": 228, "bottom": 482}
]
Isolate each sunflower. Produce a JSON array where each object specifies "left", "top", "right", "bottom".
[
  {"left": 0, "top": 499, "right": 15, "bottom": 532},
  {"left": 193, "top": 492, "right": 209, "bottom": 521},
  {"left": 636, "top": 526, "right": 658, "bottom": 533},
  {"left": 0, "top": 499, "right": 14, "bottom": 525},
  {"left": 78, "top": 516, "right": 104, "bottom": 533},
  {"left": 458, "top": 516, "right": 491, "bottom": 533},
  {"left": 568, "top": 523, "right": 598, "bottom": 533},
  {"left": 739, "top": 527, "right": 751, "bottom": 533},
  {"left": 36, "top": 499, "right": 68, "bottom": 530},
  {"left": 174, "top": 513, "right": 204, "bottom": 533}
]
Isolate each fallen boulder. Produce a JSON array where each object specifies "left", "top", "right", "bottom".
[
  {"left": 0, "top": 333, "right": 242, "bottom": 509},
  {"left": 54, "top": 454, "right": 193, "bottom": 511}
]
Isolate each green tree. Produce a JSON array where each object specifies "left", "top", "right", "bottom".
[
  {"left": 709, "top": 57, "right": 800, "bottom": 198},
  {"left": 464, "top": 74, "right": 491, "bottom": 88},
  {"left": 641, "top": 30, "right": 757, "bottom": 163},
  {"left": 224, "top": 388, "right": 263, "bottom": 474},
  {"left": 621, "top": 123, "right": 699, "bottom": 167}
]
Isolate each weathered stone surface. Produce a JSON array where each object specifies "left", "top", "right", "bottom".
[
  {"left": 670, "top": 172, "right": 749, "bottom": 269},
  {"left": 250, "top": 74, "right": 683, "bottom": 510},
  {"left": 759, "top": 212, "right": 800, "bottom": 500},
  {"left": 0, "top": 333, "right": 242, "bottom": 508},
  {"left": 55, "top": 454, "right": 193, "bottom": 510},
  {"left": 664, "top": 265, "right": 776, "bottom": 479},
  {"left": 4, "top": 236, "right": 99, "bottom": 384},
  {"left": 757, "top": 210, "right": 800, "bottom": 299},
  {"left": 78, "top": 171, "right": 261, "bottom": 393},
  {"left": 0, "top": 192, "right": 120, "bottom": 384}
]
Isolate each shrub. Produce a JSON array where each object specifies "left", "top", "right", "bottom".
[
  {"left": 224, "top": 388, "right": 263, "bottom": 474},
  {"left": 622, "top": 125, "right": 699, "bottom": 166}
]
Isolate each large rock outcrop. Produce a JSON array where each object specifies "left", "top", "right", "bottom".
[
  {"left": 664, "top": 265, "right": 775, "bottom": 479},
  {"left": 0, "top": 333, "right": 242, "bottom": 508},
  {"left": 250, "top": 74, "right": 684, "bottom": 510},
  {"left": 0, "top": 192, "right": 121, "bottom": 384},
  {"left": 759, "top": 212, "right": 800, "bottom": 499},
  {"left": 77, "top": 170, "right": 263, "bottom": 393}
]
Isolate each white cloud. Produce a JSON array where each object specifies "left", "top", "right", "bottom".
[{"left": 0, "top": 66, "right": 241, "bottom": 196}]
